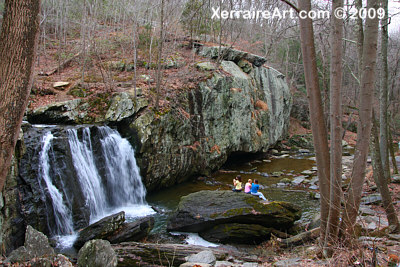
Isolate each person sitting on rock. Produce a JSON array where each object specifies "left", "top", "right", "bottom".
[
  {"left": 232, "top": 175, "right": 243, "bottom": 192},
  {"left": 244, "top": 179, "right": 252, "bottom": 194},
  {"left": 250, "top": 179, "right": 267, "bottom": 201}
]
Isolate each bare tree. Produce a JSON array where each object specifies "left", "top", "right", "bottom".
[
  {"left": 297, "top": 0, "right": 331, "bottom": 245},
  {"left": 379, "top": 0, "right": 390, "bottom": 182},
  {"left": 0, "top": 0, "right": 41, "bottom": 191},
  {"left": 324, "top": 0, "right": 344, "bottom": 255},
  {"left": 370, "top": 110, "right": 400, "bottom": 233},
  {"left": 342, "top": 0, "right": 380, "bottom": 238}
]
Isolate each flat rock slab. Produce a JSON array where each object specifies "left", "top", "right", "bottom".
[
  {"left": 361, "top": 194, "right": 382, "bottom": 205},
  {"left": 168, "top": 190, "right": 301, "bottom": 232},
  {"left": 273, "top": 258, "right": 302, "bottom": 267},
  {"left": 167, "top": 190, "right": 301, "bottom": 244},
  {"left": 74, "top": 211, "right": 125, "bottom": 249}
]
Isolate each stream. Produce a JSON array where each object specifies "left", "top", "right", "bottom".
[
  {"left": 21, "top": 124, "right": 321, "bottom": 251},
  {"left": 147, "top": 154, "right": 320, "bottom": 237}
]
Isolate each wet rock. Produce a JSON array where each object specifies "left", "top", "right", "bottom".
[
  {"left": 298, "top": 149, "right": 310, "bottom": 153},
  {"left": 361, "top": 194, "right": 382, "bottom": 205},
  {"left": 200, "top": 223, "right": 274, "bottom": 244},
  {"left": 271, "top": 149, "right": 279, "bottom": 155},
  {"left": 280, "top": 178, "right": 291, "bottom": 184},
  {"left": 6, "top": 225, "right": 55, "bottom": 263},
  {"left": 292, "top": 176, "right": 306, "bottom": 185},
  {"left": 106, "top": 216, "right": 154, "bottom": 244},
  {"left": 272, "top": 171, "right": 284, "bottom": 177},
  {"left": 77, "top": 239, "right": 117, "bottom": 267},
  {"left": 301, "top": 170, "right": 314, "bottom": 175},
  {"left": 185, "top": 250, "right": 216, "bottom": 265},
  {"left": 74, "top": 212, "right": 125, "bottom": 249},
  {"left": 167, "top": 190, "right": 301, "bottom": 244},
  {"left": 309, "top": 185, "right": 319, "bottom": 190}
]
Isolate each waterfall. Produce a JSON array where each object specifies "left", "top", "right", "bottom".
[
  {"left": 36, "top": 125, "right": 152, "bottom": 247},
  {"left": 39, "top": 132, "right": 75, "bottom": 236}
]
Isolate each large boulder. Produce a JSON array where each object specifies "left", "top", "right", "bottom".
[
  {"left": 77, "top": 239, "right": 117, "bottom": 267},
  {"left": 74, "top": 212, "right": 125, "bottom": 249},
  {"left": 167, "top": 191, "right": 301, "bottom": 244},
  {"left": 198, "top": 46, "right": 267, "bottom": 67},
  {"left": 26, "top": 92, "right": 148, "bottom": 124},
  {"left": 27, "top": 99, "right": 87, "bottom": 124},
  {"left": 6, "top": 225, "right": 55, "bottom": 263},
  {"left": 132, "top": 49, "right": 292, "bottom": 191},
  {"left": 105, "top": 92, "right": 148, "bottom": 122},
  {"left": 106, "top": 216, "right": 154, "bottom": 244}
]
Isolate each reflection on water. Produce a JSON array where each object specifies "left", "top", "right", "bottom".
[{"left": 147, "top": 155, "right": 320, "bottom": 233}]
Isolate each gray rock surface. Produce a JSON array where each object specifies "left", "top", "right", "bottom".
[
  {"left": 273, "top": 258, "right": 301, "bottom": 267},
  {"left": 106, "top": 216, "right": 154, "bottom": 244},
  {"left": 196, "top": 62, "right": 217, "bottom": 71},
  {"left": 77, "top": 239, "right": 117, "bottom": 267},
  {"left": 27, "top": 99, "right": 85, "bottom": 124},
  {"left": 105, "top": 92, "right": 148, "bottom": 122},
  {"left": 132, "top": 51, "right": 291, "bottom": 191},
  {"left": 6, "top": 225, "right": 55, "bottom": 263},
  {"left": 180, "top": 263, "right": 212, "bottom": 267},
  {"left": 74, "top": 212, "right": 125, "bottom": 249},
  {"left": 167, "top": 190, "right": 301, "bottom": 244},
  {"left": 361, "top": 194, "right": 382, "bottom": 205},
  {"left": 185, "top": 250, "right": 216, "bottom": 265},
  {"left": 198, "top": 46, "right": 267, "bottom": 67}
]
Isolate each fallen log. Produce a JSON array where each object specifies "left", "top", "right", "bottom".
[
  {"left": 112, "top": 242, "right": 260, "bottom": 267},
  {"left": 39, "top": 51, "right": 81, "bottom": 76},
  {"left": 277, "top": 227, "right": 320, "bottom": 248}
]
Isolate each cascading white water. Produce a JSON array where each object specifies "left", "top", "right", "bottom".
[
  {"left": 37, "top": 126, "right": 153, "bottom": 248},
  {"left": 67, "top": 128, "right": 108, "bottom": 218},
  {"left": 39, "top": 132, "right": 75, "bottom": 236},
  {"left": 98, "top": 127, "right": 146, "bottom": 206}
]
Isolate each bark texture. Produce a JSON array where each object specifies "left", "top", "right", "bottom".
[
  {"left": 370, "top": 111, "right": 400, "bottom": 232},
  {"left": 325, "top": 0, "right": 343, "bottom": 250},
  {"left": 297, "top": 0, "right": 330, "bottom": 243},
  {"left": 342, "top": 0, "right": 379, "bottom": 237},
  {"left": 379, "top": 0, "right": 390, "bottom": 183},
  {"left": 0, "top": 0, "right": 41, "bottom": 191}
]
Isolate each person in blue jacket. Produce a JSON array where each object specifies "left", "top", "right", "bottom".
[{"left": 250, "top": 179, "right": 267, "bottom": 201}]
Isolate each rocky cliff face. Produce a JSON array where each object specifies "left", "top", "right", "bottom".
[
  {"left": 25, "top": 46, "right": 291, "bottom": 191},
  {"left": 129, "top": 47, "right": 292, "bottom": 190}
]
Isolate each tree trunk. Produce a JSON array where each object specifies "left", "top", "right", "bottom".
[
  {"left": 324, "top": 0, "right": 344, "bottom": 253},
  {"left": 0, "top": 0, "right": 41, "bottom": 192},
  {"left": 342, "top": 0, "right": 379, "bottom": 238},
  {"left": 112, "top": 242, "right": 259, "bottom": 267},
  {"left": 379, "top": 0, "right": 390, "bottom": 183},
  {"left": 297, "top": 0, "right": 330, "bottom": 244},
  {"left": 370, "top": 111, "right": 400, "bottom": 233},
  {"left": 155, "top": 0, "right": 164, "bottom": 111},
  {"left": 388, "top": 129, "right": 399, "bottom": 174}
]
